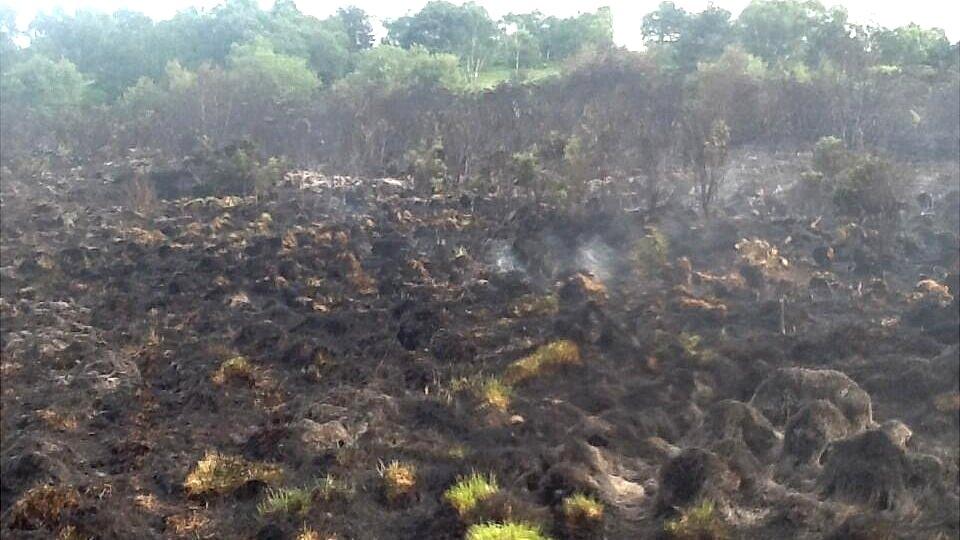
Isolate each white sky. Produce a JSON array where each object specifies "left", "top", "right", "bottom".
[{"left": 3, "top": 0, "right": 958, "bottom": 50}]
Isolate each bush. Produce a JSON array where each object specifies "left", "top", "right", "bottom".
[
  {"left": 832, "top": 156, "right": 903, "bottom": 225},
  {"left": 191, "top": 140, "right": 289, "bottom": 196},
  {"left": 406, "top": 139, "right": 448, "bottom": 191},
  {"left": 812, "top": 136, "right": 849, "bottom": 178}
]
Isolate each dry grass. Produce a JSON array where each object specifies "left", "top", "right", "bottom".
[
  {"left": 563, "top": 493, "right": 604, "bottom": 535},
  {"left": 183, "top": 451, "right": 282, "bottom": 496},
  {"left": 9, "top": 484, "right": 80, "bottom": 530},
  {"left": 211, "top": 356, "right": 254, "bottom": 386},
  {"left": 258, "top": 486, "right": 313, "bottom": 517},
  {"left": 381, "top": 460, "right": 417, "bottom": 505},
  {"left": 663, "top": 501, "right": 728, "bottom": 540},
  {"left": 504, "top": 340, "right": 581, "bottom": 385}
]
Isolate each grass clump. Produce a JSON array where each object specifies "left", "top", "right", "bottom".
[
  {"left": 444, "top": 472, "right": 500, "bottom": 517},
  {"left": 312, "top": 474, "right": 354, "bottom": 502},
  {"left": 504, "top": 340, "right": 580, "bottom": 385},
  {"left": 465, "top": 521, "right": 551, "bottom": 540},
  {"left": 381, "top": 461, "right": 417, "bottom": 505},
  {"left": 257, "top": 486, "right": 312, "bottom": 517},
  {"left": 9, "top": 484, "right": 80, "bottom": 530},
  {"left": 479, "top": 377, "right": 512, "bottom": 411},
  {"left": 562, "top": 493, "right": 604, "bottom": 536},
  {"left": 183, "top": 451, "right": 282, "bottom": 496},
  {"left": 663, "top": 501, "right": 728, "bottom": 540},
  {"left": 212, "top": 355, "right": 254, "bottom": 385}
]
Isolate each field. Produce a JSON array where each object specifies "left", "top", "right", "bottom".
[{"left": 1, "top": 149, "right": 957, "bottom": 539}]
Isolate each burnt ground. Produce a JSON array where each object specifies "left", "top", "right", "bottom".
[{"left": 1, "top": 151, "right": 958, "bottom": 539}]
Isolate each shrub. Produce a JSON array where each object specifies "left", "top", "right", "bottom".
[
  {"left": 381, "top": 461, "right": 417, "bottom": 505},
  {"left": 663, "top": 501, "right": 728, "bottom": 540},
  {"left": 562, "top": 493, "right": 604, "bottom": 536},
  {"left": 832, "top": 156, "right": 903, "bottom": 226},
  {"left": 812, "top": 136, "right": 849, "bottom": 178},
  {"left": 444, "top": 473, "right": 500, "bottom": 517},
  {"left": 504, "top": 340, "right": 581, "bottom": 385},
  {"left": 406, "top": 139, "right": 448, "bottom": 191},
  {"left": 630, "top": 227, "right": 670, "bottom": 279},
  {"left": 183, "top": 451, "right": 282, "bottom": 496},
  {"left": 191, "top": 140, "right": 289, "bottom": 196},
  {"left": 465, "top": 522, "right": 550, "bottom": 540},
  {"left": 258, "top": 486, "right": 312, "bottom": 517}
]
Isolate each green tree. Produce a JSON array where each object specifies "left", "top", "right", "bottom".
[
  {"left": 387, "top": 1, "right": 499, "bottom": 77},
  {"left": 335, "top": 6, "right": 374, "bottom": 51},
  {"left": 737, "top": 0, "right": 829, "bottom": 68},
  {"left": 0, "top": 54, "right": 89, "bottom": 118},
  {"left": 227, "top": 37, "right": 320, "bottom": 104},
  {"left": 339, "top": 45, "right": 464, "bottom": 93},
  {"left": 642, "top": 1, "right": 690, "bottom": 45},
  {"left": 871, "top": 24, "right": 953, "bottom": 68}
]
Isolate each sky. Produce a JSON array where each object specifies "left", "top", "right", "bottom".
[{"left": 3, "top": 0, "right": 959, "bottom": 51}]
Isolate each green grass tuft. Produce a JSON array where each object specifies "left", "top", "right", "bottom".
[
  {"left": 257, "top": 486, "right": 312, "bottom": 517},
  {"left": 443, "top": 472, "right": 499, "bottom": 517},
  {"left": 465, "top": 521, "right": 551, "bottom": 540}
]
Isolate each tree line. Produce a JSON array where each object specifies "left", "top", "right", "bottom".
[{"left": 1, "top": 0, "right": 957, "bottom": 183}]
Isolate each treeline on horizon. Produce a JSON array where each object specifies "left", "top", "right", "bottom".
[{"left": 1, "top": 0, "right": 958, "bottom": 180}]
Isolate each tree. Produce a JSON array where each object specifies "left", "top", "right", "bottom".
[
  {"left": 642, "top": 2, "right": 690, "bottom": 45},
  {"left": 227, "top": 37, "right": 320, "bottom": 104},
  {"left": 335, "top": 6, "right": 374, "bottom": 51},
  {"left": 339, "top": 45, "right": 464, "bottom": 93},
  {"left": 29, "top": 8, "right": 168, "bottom": 99},
  {"left": 1, "top": 6, "right": 20, "bottom": 70},
  {"left": 871, "top": 24, "right": 953, "bottom": 68},
  {"left": 386, "top": 1, "right": 498, "bottom": 77},
  {"left": 540, "top": 8, "right": 614, "bottom": 61},
  {"left": 0, "top": 54, "right": 89, "bottom": 118},
  {"left": 737, "top": 0, "right": 829, "bottom": 68}
]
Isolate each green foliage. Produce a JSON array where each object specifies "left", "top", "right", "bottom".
[
  {"left": 0, "top": 55, "right": 89, "bottom": 118},
  {"left": 465, "top": 522, "right": 550, "bottom": 540},
  {"left": 192, "top": 140, "right": 288, "bottom": 196},
  {"left": 406, "top": 139, "right": 448, "bottom": 191},
  {"left": 444, "top": 473, "right": 499, "bottom": 517},
  {"left": 631, "top": 227, "right": 670, "bottom": 279},
  {"left": 871, "top": 24, "right": 953, "bottom": 68},
  {"left": 258, "top": 486, "right": 312, "bottom": 517},
  {"left": 832, "top": 155, "right": 903, "bottom": 223},
  {"left": 386, "top": 1, "right": 498, "bottom": 76},
  {"left": 664, "top": 500, "right": 728, "bottom": 539},
  {"left": 812, "top": 136, "right": 848, "bottom": 178},
  {"left": 227, "top": 37, "right": 320, "bottom": 104},
  {"left": 341, "top": 45, "right": 465, "bottom": 92}
]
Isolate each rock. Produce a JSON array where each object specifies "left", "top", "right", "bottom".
[
  {"left": 294, "top": 419, "right": 353, "bottom": 452},
  {"left": 819, "top": 429, "right": 911, "bottom": 510},
  {"left": 697, "top": 400, "right": 782, "bottom": 460},
  {"left": 781, "top": 400, "right": 851, "bottom": 467},
  {"left": 750, "top": 367, "right": 873, "bottom": 431}
]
